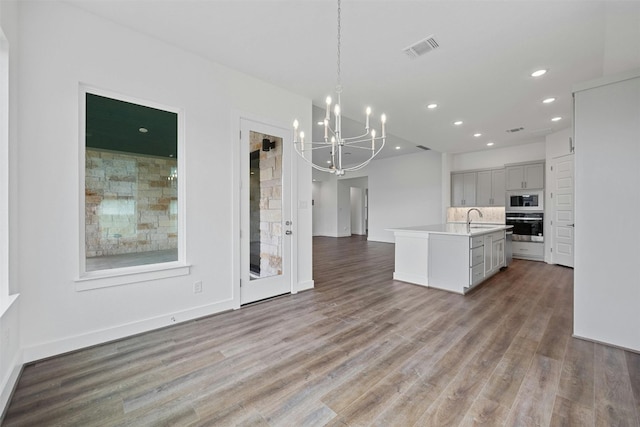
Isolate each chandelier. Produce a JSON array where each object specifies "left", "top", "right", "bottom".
[{"left": 293, "top": 0, "right": 386, "bottom": 176}]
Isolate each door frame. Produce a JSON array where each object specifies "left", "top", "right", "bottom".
[{"left": 231, "top": 112, "right": 298, "bottom": 309}]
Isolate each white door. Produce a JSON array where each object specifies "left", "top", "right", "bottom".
[
  {"left": 240, "top": 119, "right": 292, "bottom": 304},
  {"left": 551, "top": 154, "right": 575, "bottom": 267}
]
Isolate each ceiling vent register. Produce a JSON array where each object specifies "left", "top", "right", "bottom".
[
  {"left": 506, "top": 127, "right": 525, "bottom": 133},
  {"left": 416, "top": 145, "right": 431, "bottom": 151},
  {"left": 403, "top": 35, "right": 440, "bottom": 59}
]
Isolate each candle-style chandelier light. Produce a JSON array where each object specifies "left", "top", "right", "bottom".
[{"left": 293, "top": 0, "right": 386, "bottom": 176}]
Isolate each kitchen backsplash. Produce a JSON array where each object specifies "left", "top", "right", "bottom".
[{"left": 447, "top": 207, "right": 506, "bottom": 224}]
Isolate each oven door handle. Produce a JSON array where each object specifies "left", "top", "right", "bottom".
[{"left": 506, "top": 217, "right": 543, "bottom": 221}]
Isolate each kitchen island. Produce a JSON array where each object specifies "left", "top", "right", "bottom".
[{"left": 387, "top": 224, "right": 512, "bottom": 294}]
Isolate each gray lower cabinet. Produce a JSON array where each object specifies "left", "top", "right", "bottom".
[
  {"left": 470, "top": 237, "right": 485, "bottom": 285},
  {"left": 512, "top": 241, "right": 543, "bottom": 260},
  {"left": 429, "top": 230, "right": 506, "bottom": 294},
  {"left": 483, "top": 231, "right": 505, "bottom": 276}
]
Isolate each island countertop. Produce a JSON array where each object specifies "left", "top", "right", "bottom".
[
  {"left": 386, "top": 223, "right": 512, "bottom": 236},
  {"left": 387, "top": 223, "right": 512, "bottom": 294}
]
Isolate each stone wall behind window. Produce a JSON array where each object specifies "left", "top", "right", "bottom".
[
  {"left": 249, "top": 132, "right": 282, "bottom": 278},
  {"left": 85, "top": 149, "right": 178, "bottom": 257}
]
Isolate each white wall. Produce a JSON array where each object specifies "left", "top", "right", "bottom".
[
  {"left": 545, "top": 127, "right": 573, "bottom": 160},
  {"left": 0, "top": 0, "right": 22, "bottom": 414},
  {"left": 573, "top": 70, "right": 640, "bottom": 352},
  {"left": 348, "top": 178, "right": 368, "bottom": 236},
  {"left": 349, "top": 188, "right": 363, "bottom": 235},
  {"left": 16, "top": 1, "right": 312, "bottom": 362},
  {"left": 339, "top": 177, "right": 368, "bottom": 237},
  {"left": 603, "top": 2, "right": 640, "bottom": 75},
  {"left": 312, "top": 181, "right": 321, "bottom": 235},
  {"left": 312, "top": 151, "right": 441, "bottom": 243},
  {"left": 441, "top": 153, "right": 453, "bottom": 223},
  {"left": 336, "top": 180, "right": 352, "bottom": 237},
  {"left": 353, "top": 151, "right": 442, "bottom": 243},
  {"left": 312, "top": 177, "right": 338, "bottom": 237},
  {"left": 312, "top": 174, "right": 369, "bottom": 238}
]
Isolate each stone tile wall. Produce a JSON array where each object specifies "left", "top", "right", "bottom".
[
  {"left": 250, "top": 132, "right": 283, "bottom": 278},
  {"left": 85, "top": 149, "right": 178, "bottom": 257},
  {"left": 446, "top": 206, "right": 506, "bottom": 224}
]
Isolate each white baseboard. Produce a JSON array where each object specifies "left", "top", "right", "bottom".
[
  {"left": 295, "top": 279, "right": 314, "bottom": 293},
  {"left": 22, "top": 299, "right": 236, "bottom": 363},
  {"left": 0, "top": 351, "right": 23, "bottom": 420},
  {"left": 393, "top": 272, "right": 428, "bottom": 286},
  {"left": 572, "top": 334, "right": 640, "bottom": 354}
]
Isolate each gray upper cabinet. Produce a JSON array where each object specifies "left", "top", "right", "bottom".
[
  {"left": 505, "top": 162, "right": 544, "bottom": 190},
  {"left": 451, "top": 172, "right": 477, "bottom": 207},
  {"left": 476, "top": 168, "right": 505, "bottom": 206}
]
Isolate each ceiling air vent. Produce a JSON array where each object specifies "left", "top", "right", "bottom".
[
  {"left": 506, "top": 127, "right": 524, "bottom": 133},
  {"left": 416, "top": 145, "right": 431, "bottom": 151},
  {"left": 403, "top": 35, "right": 439, "bottom": 59},
  {"left": 529, "top": 127, "right": 553, "bottom": 137}
]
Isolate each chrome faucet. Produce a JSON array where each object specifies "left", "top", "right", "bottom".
[{"left": 466, "top": 208, "right": 483, "bottom": 230}]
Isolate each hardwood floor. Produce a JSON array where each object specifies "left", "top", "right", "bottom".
[{"left": 3, "top": 235, "right": 639, "bottom": 426}]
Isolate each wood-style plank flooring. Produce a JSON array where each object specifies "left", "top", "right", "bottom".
[{"left": 3, "top": 236, "right": 640, "bottom": 426}]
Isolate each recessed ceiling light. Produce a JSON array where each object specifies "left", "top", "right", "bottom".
[
  {"left": 426, "top": 103, "right": 438, "bottom": 109},
  {"left": 531, "top": 69, "right": 547, "bottom": 77},
  {"left": 542, "top": 97, "right": 556, "bottom": 104},
  {"left": 473, "top": 133, "right": 482, "bottom": 137},
  {"left": 453, "top": 120, "right": 463, "bottom": 126},
  {"left": 317, "top": 121, "right": 324, "bottom": 126},
  {"left": 551, "top": 116, "right": 562, "bottom": 122},
  {"left": 326, "top": 160, "right": 331, "bottom": 164},
  {"left": 487, "top": 142, "right": 494, "bottom": 146},
  {"left": 395, "top": 146, "right": 401, "bottom": 150},
  {"left": 138, "top": 127, "right": 148, "bottom": 133}
]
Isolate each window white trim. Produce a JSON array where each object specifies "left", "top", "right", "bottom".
[
  {"left": 77, "top": 84, "right": 189, "bottom": 290},
  {"left": 0, "top": 26, "right": 10, "bottom": 303},
  {"left": 75, "top": 262, "right": 190, "bottom": 291}
]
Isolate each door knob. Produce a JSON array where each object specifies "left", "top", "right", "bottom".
[{"left": 285, "top": 230, "right": 293, "bottom": 235}]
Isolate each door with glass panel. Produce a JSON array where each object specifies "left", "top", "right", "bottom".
[{"left": 240, "top": 119, "right": 292, "bottom": 304}]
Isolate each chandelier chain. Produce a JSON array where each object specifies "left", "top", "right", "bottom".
[
  {"left": 291, "top": 0, "right": 386, "bottom": 176},
  {"left": 336, "top": 0, "right": 341, "bottom": 91}
]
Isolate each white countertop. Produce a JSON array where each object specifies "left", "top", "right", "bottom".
[{"left": 387, "top": 223, "right": 512, "bottom": 237}]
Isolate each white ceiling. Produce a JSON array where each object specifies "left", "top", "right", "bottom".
[{"left": 66, "top": 0, "right": 640, "bottom": 161}]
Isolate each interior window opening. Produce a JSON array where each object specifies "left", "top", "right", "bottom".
[{"left": 83, "top": 91, "right": 179, "bottom": 273}]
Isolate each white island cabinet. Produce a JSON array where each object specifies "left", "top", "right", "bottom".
[{"left": 387, "top": 224, "right": 510, "bottom": 295}]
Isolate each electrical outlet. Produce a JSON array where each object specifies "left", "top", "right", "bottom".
[{"left": 193, "top": 281, "right": 203, "bottom": 293}]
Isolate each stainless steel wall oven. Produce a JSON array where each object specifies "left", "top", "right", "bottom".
[{"left": 506, "top": 212, "right": 544, "bottom": 242}]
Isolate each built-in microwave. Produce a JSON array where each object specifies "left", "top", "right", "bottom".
[{"left": 507, "top": 190, "right": 544, "bottom": 211}]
